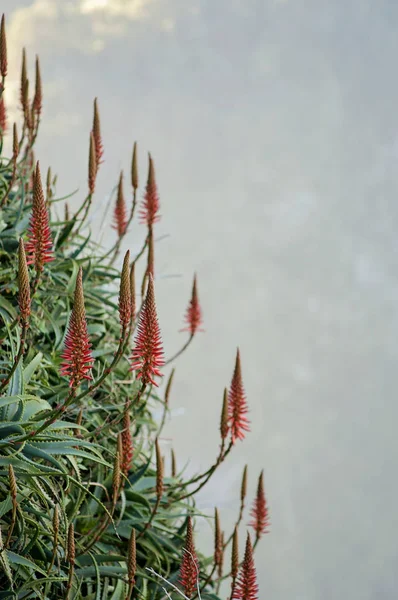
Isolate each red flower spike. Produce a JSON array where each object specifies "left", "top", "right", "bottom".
[
  {"left": 92, "top": 97, "right": 103, "bottom": 170},
  {"left": 232, "top": 533, "right": 259, "bottom": 600},
  {"left": 181, "top": 274, "right": 203, "bottom": 336},
  {"left": 25, "top": 162, "right": 54, "bottom": 269},
  {"left": 228, "top": 349, "right": 250, "bottom": 443},
  {"left": 0, "top": 95, "right": 6, "bottom": 131},
  {"left": 119, "top": 250, "right": 131, "bottom": 333},
  {"left": 139, "top": 153, "right": 160, "bottom": 226},
  {"left": 129, "top": 274, "right": 164, "bottom": 386},
  {"left": 121, "top": 408, "right": 133, "bottom": 477},
  {"left": 113, "top": 171, "right": 128, "bottom": 237},
  {"left": 60, "top": 267, "right": 94, "bottom": 388},
  {"left": 249, "top": 470, "right": 269, "bottom": 539},
  {"left": 178, "top": 517, "right": 199, "bottom": 599}
]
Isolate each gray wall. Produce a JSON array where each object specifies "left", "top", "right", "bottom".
[{"left": 3, "top": 1, "right": 398, "bottom": 598}]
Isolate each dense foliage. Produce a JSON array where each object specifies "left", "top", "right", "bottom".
[{"left": 0, "top": 14, "right": 268, "bottom": 599}]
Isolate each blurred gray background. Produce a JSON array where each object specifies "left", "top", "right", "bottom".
[{"left": 3, "top": 1, "right": 398, "bottom": 598}]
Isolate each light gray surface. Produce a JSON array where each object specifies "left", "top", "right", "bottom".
[{"left": 3, "top": 1, "right": 398, "bottom": 598}]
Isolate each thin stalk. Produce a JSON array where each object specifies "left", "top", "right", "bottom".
[
  {"left": 0, "top": 321, "right": 28, "bottom": 391},
  {"left": 164, "top": 334, "right": 194, "bottom": 366},
  {"left": 176, "top": 441, "right": 233, "bottom": 502},
  {"left": 223, "top": 498, "right": 246, "bottom": 550},
  {"left": 0, "top": 160, "right": 16, "bottom": 207},
  {"left": 136, "top": 494, "right": 161, "bottom": 540},
  {"left": 4, "top": 501, "right": 16, "bottom": 548}
]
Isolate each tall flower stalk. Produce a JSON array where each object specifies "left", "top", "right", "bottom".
[
  {"left": 60, "top": 267, "right": 94, "bottom": 390},
  {"left": 232, "top": 533, "right": 259, "bottom": 600},
  {"left": 26, "top": 161, "right": 54, "bottom": 292},
  {"left": 249, "top": 470, "right": 269, "bottom": 544},
  {"left": 130, "top": 274, "right": 164, "bottom": 387},
  {"left": 178, "top": 517, "right": 199, "bottom": 599},
  {"left": 139, "top": 153, "right": 160, "bottom": 227},
  {"left": 228, "top": 349, "right": 250, "bottom": 443},
  {"left": 0, "top": 14, "right": 7, "bottom": 83},
  {"left": 166, "top": 274, "right": 204, "bottom": 365},
  {"left": 181, "top": 274, "right": 203, "bottom": 336},
  {"left": 92, "top": 97, "right": 103, "bottom": 172},
  {"left": 118, "top": 250, "right": 131, "bottom": 339},
  {"left": 113, "top": 171, "right": 128, "bottom": 237}
]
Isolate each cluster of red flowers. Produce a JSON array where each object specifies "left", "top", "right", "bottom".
[
  {"left": 181, "top": 274, "right": 204, "bottom": 336},
  {"left": 228, "top": 349, "right": 250, "bottom": 443},
  {"left": 130, "top": 274, "right": 164, "bottom": 386},
  {"left": 249, "top": 470, "right": 270, "bottom": 539},
  {"left": 232, "top": 533, "right": 259, "bottom": 600},
  {"left": 178, "top": 517, "right": 199, "bottom": 599},
  {"left": 139, "top": 154, "right": 160, "bottom": 227},
  {"left": 25, "top": 162, "right": 54, "bottom": 269},
  {"left": 60, "top": 268, "right": 94, "bottom": 388}
]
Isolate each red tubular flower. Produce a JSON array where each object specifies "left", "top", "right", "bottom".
[
  {"left": 113, "top": 171, "right": 128, "bottom": 236},
  {"left": 60, "top": 267, "right": 94, "bottom": 388},
  {"left": 130, "top": 274, "right": 164, "bottom": 386},
  {"left": 139, "top": 153, "right": 160, "bottom": 226},
  {"left": 232, "top": 533, "right": 259, "bottom": 600},
  {"left": 25, "top": 162, "right": 54, "bottom": 269},
  {"left": 228, "top": 349, "right": 250, "bottom": 443},
  {"left": 181, "top": 274, "right": 203, "bottom": 335},
  {"left": 178, "top": 517, "right": 199, "bottom": 599},
  {"left": 0, "top": 95, "right": 6, "bottom": 131},
  {"left": 121, "top": 408, "right": 133, "bottom": 477},
  {"left": 249, "top": 470, "right": 270, "bottom": 539}
]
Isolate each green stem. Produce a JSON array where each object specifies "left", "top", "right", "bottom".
[
  {"left": 137, "top": 494, "right": 161, "bottom": 540},
  {"left": 4, "top": 501, "right": 17, "bottom": 548},
  {"left": 0, "top": 161, "right": 17, "bottom": 208},
  {"left": 176, "top": 441, "right": 233, "bottom": 502},
  {"left": 164, "top": 334, "right": 194, "bottom": 366},
  {"left": 65, "top": 561, "right": 75, "bottom": 599},
  {"left": 0, "top": 320, "right": 28, "bottom": 391}
]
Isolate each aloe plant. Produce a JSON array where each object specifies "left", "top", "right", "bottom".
[{"left": 0, "top": 13, "right": 268, "bottom": 599}]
